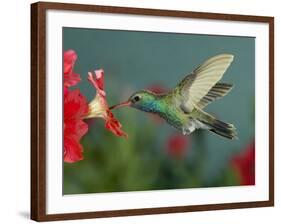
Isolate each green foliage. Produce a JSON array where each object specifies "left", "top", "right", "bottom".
[{"left": 64, "top": 108, "right": 242, "bottom": 194}]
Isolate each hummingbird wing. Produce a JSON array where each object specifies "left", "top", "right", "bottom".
[
  {"left": 197, "top": 83, "right": 233, "bottom": 108},
  {"left": 176, "top": 54, "right": 234, "bottom": 112}
]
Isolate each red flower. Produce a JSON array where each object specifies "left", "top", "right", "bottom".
[
  {"left": 63, "top": 49, "right": 127, "bottom": 163},
  {"left": 231, "top": 140, "right": 255, "bottom": 185},
  {"left": 167, "top": 133, "right": 190, "bottom": 159},
  {"left": 147, "top": 83, "right": 168, "bottom": 94},
  {"left": 64, "top": 89, "right": 89, "bottom": 163},
  {"left": 63, "top": 49, "right": 88, "bottom": 163},
  {"left": 64, "top": 49, "right": 81, "bottom": 88},
  {"left": 86, "top": 70, "right": 128, "bottom": 138}
]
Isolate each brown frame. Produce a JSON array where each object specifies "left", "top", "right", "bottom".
[{"left": 31, "top": 1, "right": 274, "bottom": 221}]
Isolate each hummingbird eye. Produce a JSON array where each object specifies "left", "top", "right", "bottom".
[{"left": 133, "top": 95, "right": 140, "bottom": 102}]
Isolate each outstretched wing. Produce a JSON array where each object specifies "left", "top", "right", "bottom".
[
  {"left": 197, "top": 83, "right": 233, "bottom": 109},
  {"left": 175, "top": 54, "right": 234, "bottom": 112}
]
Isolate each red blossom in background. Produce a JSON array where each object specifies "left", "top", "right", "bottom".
[
  {"left": 64, "top": 50, "right": 81, "bottom": 88},
  {"left": 147, "top": 84, "right": 168, "bottom": 94},
  {"left": 231, "top": 140, "right": 255, "bottom": 185},
  {"left": 64, "top": 90, "right": 89, "bottom": 163},
  {"left": 86, "top": 70, "right": 128, "bottom": 138},
  {"left": 167, "top": 133, "right": 190, "bottom": 159}
]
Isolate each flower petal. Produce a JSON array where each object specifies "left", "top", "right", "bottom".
[
  {"left": 87, "top": 70, "right": 128, "bottom": 138},
  {"left": 64, "top": 49, "right": 81, "bottom": 87},
  {"left": 88, "top": 71, "right": 106, "bottom": 96},
  {"left": 76, "top": 120, "right": 88, "bottom": 139},
  {"left": 105, "top": 110, "right": 128, "bottom": 138},
  {"left": 64, "top": 89, "right": 89, "bottom": 120},
  {"left": 64, "top": 136, "right": 84, "bottom": 163},
  {"left": 64, "top": 72, "right": 81, "bottom": 88},
  {"left": 64, "top": 89, "right": 89, "bottom": 163},
  {"left": 64, "top": 50, "right": 77, "bottom": 74},
  {"left": 95, "top": 69, "right": 105, "bottom": 90}
]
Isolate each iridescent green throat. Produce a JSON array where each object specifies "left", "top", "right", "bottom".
[{"left": 132, "top": 95, "right": 166, "bottom": 114}]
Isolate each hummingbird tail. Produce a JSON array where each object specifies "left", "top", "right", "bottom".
[{"left": 196, "top": 110, "right": 237, "bottom": 140}]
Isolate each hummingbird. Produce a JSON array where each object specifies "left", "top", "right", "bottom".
[{"left": 110, "top": 54, "right": 237, "bottom": 139}]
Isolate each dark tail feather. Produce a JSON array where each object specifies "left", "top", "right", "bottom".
[
  {"left": 197, "top": 110, "right": 237, "bottom": 140},
  {"left": 208, "top": 124, "right": 237, "bottom": 139}
]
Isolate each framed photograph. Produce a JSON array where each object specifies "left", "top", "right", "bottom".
[{"left": 31, "top": 1, "right": 274, "bottom": 221}]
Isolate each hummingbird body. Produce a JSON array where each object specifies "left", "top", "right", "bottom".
[
  {"left": 111, "top": 54, "right": 237, "bottom": 139},
  {"left": 127, "top": 90, "right": 211, "bottom": 136}
]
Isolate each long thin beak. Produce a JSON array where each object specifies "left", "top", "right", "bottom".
[{"left": 109, "top": 100, "right": 131, "bottom": 110}]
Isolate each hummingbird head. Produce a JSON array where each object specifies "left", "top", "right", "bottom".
[
  {"left": 110, "top": 90, "right": 159, "bottom": 113},
  {"left": 128, "top": 90, "right": 158, "bottom": 112}
]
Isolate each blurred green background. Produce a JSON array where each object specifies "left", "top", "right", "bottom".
[{"left": 63, "top": 27, "right": 255, "bottom": 194}]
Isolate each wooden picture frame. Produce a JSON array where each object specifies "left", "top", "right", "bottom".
[{"left": 31, "top": 1, "right": 274, "bottom": 221}]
